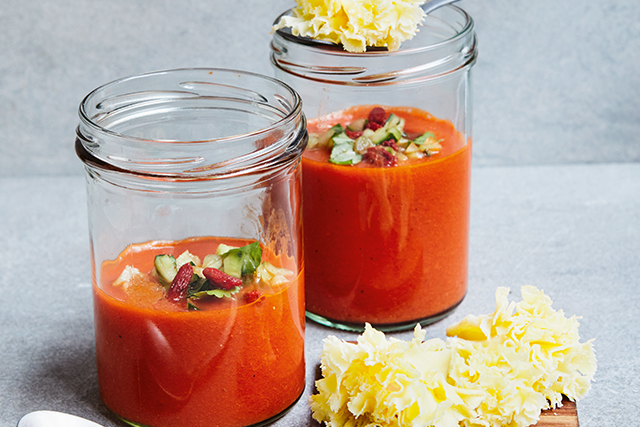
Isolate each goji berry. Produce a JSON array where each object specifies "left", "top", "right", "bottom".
[
  {"left": 167, "top": 263, "right": 193, "bottom": 302},
  {"left": 368, "top": 107, "right": 387, "bottom": 126},
  {"left": 243, "top": 290, "right": 261, "bottom": 303},
  {"left": 203, "top": 267, "right": 242, "bottom": 290}
]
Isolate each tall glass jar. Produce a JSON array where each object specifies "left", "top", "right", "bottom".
[
  {"left": 271, "top": 6, "right": 477, "bottom": 332},
  {"left": 76, "top": 68, "right": 307, "bottom": 427}
]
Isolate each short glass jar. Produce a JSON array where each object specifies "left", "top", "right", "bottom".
[
  {"left": 76, "top": 68, "right": 307, "bottom": 427},
  {"left": 271, "top": 6, "right": 477, "bottom": 332}
]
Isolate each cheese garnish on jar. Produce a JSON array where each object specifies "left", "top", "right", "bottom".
[
  {"left": 272, "top": 0, "right": 427, "bottom": 53},
  {"left": 310, "top": 286, "right": 596, "bottom": 427}
]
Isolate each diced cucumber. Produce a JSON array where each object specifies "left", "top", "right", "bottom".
[
  {"left": 216, "top": 244, "right": 237, "bottom": 256},
  {"left": 388, "top": 127, "right": 402, "bottom": 142},
  {"left": 347, "top": 118, "right": 367, "bottom": 132},
  {"left": 329, "top": 142, "right": 362, "bottom": 165},
  {"left": 154, "top": 254, "right": 177, "bottom": 285},
  {"left": 202, "top": 253, "right": 222, "bottom": 269},
  {"left": 220, "top": 241, "right": 263, "bottom": 278},
  {"left": 367, "top": 113, "right": 405, "bottom": 144},
  {"left": 223, "top": 252, "right": 243, "bottom": 279},
  {"left": 385, "top": 114, "right": 402, "bottom": 128},
  {"left": 176, "top": 250, "right": 200, "bottom": 269},
  {"left": 370, "top": 127, "right": 395, "bottom": 144}
]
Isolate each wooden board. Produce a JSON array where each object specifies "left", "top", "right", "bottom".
[{"left": 537, "top": 398, "right": 578, "bottom": 427}]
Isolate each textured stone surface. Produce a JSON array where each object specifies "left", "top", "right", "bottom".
[
  {"left": 2, "top": 165, "right": 639, "bottom": 426},
  {"left": 1, "top": 0, "right": 640, "bottom": 177},
  {"left": 1, "top": 0, "right": 639, "bottom": 425}
]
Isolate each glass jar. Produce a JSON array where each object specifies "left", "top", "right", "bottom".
[
  {"left": 271, "top": 6, "right": 477, "bottom": 332},
  {"left": 76, "top": 68, "right": 307, "bottom": 427}
]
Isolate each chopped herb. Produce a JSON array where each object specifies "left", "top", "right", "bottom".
[
  {"left": 413, "top": 132, "right": 436, "bottom": 146},
  {"left": 330, "top": 140, "right": 362, "bottom": 165},
  {"left": 308, "top": 107, "right": 445, "bottom": 167},
  {"left": 331, "top": 132, "right": 354, "bottom": 146},
  {"left": 190, "top": 286, "right": 241, "bottom": 299}
]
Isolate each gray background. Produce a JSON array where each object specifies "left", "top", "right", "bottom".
[
  {"left": 1, "top": 1, "right": 639, "bottom": 427},
  {"left": 1, "top": 0, "right": 639, "bottom": 175}
]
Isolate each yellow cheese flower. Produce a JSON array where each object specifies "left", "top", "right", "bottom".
[
  {"left": 273, "top": 0, "right": 427, "bottom": 53},
  {"left": 310, "top": 286, "right": 596, "bottom": 427}
]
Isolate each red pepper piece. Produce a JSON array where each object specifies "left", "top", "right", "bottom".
[
  {"left": 345, "top": 129, "right": 363, "bottom": 139},
  {"left": 203, "top": 267, "right": 242, "bottom": 290},
  {"left": 366, "top": 121, "right": 383, "bottom": 131},
  {"left": 381, "top": 139, "right": 399, "bottom": 151},
  {"left": 363, "top": 146, "right": 398, "bottom": 167},
  {"left": 167, "top": 263, "right": 193, "bottom": 302}
]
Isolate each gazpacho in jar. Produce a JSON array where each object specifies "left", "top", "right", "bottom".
[
  {"left": 94, "top": 236, "right": 305, "bottom": 427},
  {"left": 303, "top": 105, "right": 471, "bottom": 331}
]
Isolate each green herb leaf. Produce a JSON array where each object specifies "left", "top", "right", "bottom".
[
  {"left": 413, "top": 132, "right": 436, "bottom": 146},
  {"left": 190, "top": 286, "right": 241, "bottom": 299},
  {"left": 188, "top": 275, "right": 207, "bottom": 294},
  {"left": 330, "top": 123, "right": 345, "bottom": 134}
]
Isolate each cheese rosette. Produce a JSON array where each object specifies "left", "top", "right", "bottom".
[
  {"left": 310, "top": 286, "right": 596, "bottom": 427},
  {"left": 272, "top": 0, "right": 427, "bottom": 53}
]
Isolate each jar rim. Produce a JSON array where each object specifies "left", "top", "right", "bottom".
[
  {"left": 78, "top": 67, "right": 303, "bottom": 144},
  {"left": 76, "top": 68, "right": 307, "bottom": 181},
  {"left": 272, "top": 4, "right": 474, "bottom": 57},
  {"left": 271, "top": 5, "right": 476, "bottom": 86}
]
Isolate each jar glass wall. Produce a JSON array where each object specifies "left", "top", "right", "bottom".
[
  {"left": 76, "top": 68, "right": 307, "bottom": 427},
  {"left": 271, "top": 6, "right": 477, "bottom": 332}
]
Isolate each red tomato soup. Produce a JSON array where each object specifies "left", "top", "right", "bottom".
[
  {"left": 303, "top": 105, "right": 471, "bottom": 328},
  {"left": 94, "top": 236, "right": 305, "bottom": 427}
]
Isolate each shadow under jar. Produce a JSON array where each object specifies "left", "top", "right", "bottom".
[
  {"left": 271, "top": 6, "right": 477, "bottom": 332},
  {"left": 76, "top": 68, "right": 307, "bottom": 427}
]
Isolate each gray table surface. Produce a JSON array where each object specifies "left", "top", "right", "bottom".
[{"left": 1, "top": 162, "right": 638, "bottom": 427}]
